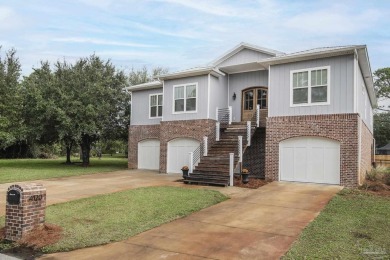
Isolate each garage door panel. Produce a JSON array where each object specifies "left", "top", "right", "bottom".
[
  {"left": 138, "top": 139, "right": 160, "bottom": 170},
  {"left": 167, "top": 138, "right": 200, "bottom": 173},
  {"left": 324, "top": 147, "right": 340, "bottom": 184},
  {"left": 310, "top": 147, "right": 325, "bottom": 182},
  {"left": 280, "top": 147, "right": 294, "bottom": 181},
  {"left": 293, "top": 147, "right": 307, "bottom": 181},
  {"left": 280, "top": 137, "right": 340, "bottom": 185}
]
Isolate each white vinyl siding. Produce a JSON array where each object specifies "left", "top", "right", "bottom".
[
  {"left": 149, "top": 94, "right": 163, "bottom": 118},
  {"left": 291, "top": 66, "right": 330, "bottom": 106},
  {"left": 173, "top": 83, "right": 197, "bottom": 113},
  {"left": 269, "top": 55, "right": 354, "bottom": 117}
]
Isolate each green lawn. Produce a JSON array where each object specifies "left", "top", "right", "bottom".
[
  {"left": 0, "top": 157, "right": 127, "bottom": 184},
  {"left": 284, "top": 189, "right": 390, "bottom": 259},
  {"left": 0, "top": 186, "right": 228, "bottom": 253}
]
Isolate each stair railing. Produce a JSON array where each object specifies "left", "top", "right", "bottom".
[
  {"left": 246, "top": 121, "right": 251, "bottom": 146},
  {"left": 189, "top": 142, "right": 203, "bottom": 174},
  {"left": 216, "top": 106, "right": 232, "bottom": 126},
  {"left": 229, "top": 153, "right": 234, "bottom": 186},
  {"left": 216, "top": 122, "right": 220, "bottom": 141}
]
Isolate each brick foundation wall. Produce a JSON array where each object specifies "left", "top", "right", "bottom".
[
  {"left": 128, "top": 125, "right": 160, "bottom": 169},
  {"left": 360, "top": 121, "right": 374, "bottom": 184},
  {"left": 5, "top": 184, "right": 46, "bottom": 241},
  {"left": 265, "top": 114, "right": 360, "bottom": 187},
  {"left": 159, "top": 119, "right": 216, "bottom": 173},
  {"left": 128, "top": 120, "right": 216, "bottom": 173}
]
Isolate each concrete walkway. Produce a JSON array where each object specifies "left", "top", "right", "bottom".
[{"left": 38, "top": 181, "right": 342, "bottom": 260}]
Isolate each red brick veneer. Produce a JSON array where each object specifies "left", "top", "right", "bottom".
[
  {"left": 128, "top": 119, "right": 216, "bottom": 173},
  {"left": 265, "top": 114, "right": 362, "bottom": 187},
  {"left": 359, "top": 121, "right": 374, "bottom": 184},
  {"left": 5, "top": 183, "right": 46, "bottom": 241}
]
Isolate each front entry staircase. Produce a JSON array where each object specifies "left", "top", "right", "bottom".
[{"left": 184, "top": 121, "right": 256, "bottom": 187}]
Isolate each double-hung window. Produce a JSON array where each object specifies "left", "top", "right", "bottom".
[
  {"left": 150, "top": 94, "right": 163, "bottom": 118},
  {"left": 174, "top": 83, "right": 197, "bottom": 113},
  {"left": 291, "top": 66, "right": 330, "bottom": 106}
]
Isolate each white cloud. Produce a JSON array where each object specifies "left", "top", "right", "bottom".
[
  {"left": 51, "top": 37, "right": 158, "bottom": 48},
  {"left": 285, "top": 6, "right": 382, "bottom": 34},
  {"left": 0, "top": 6, "right": 22, "bottom": 31}
]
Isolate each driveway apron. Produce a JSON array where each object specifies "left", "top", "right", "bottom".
[{"left": 39, "top": 181, "right": 342, "bottom": 260}]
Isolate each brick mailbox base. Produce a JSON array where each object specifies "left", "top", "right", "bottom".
[{"left": 5, "top": 183, "right": 46, "bottom": 241}]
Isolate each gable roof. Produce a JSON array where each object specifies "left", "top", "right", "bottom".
[
  {"left": 125, "top": 80, "right": 162, "bottom": 91},
  {"left": 210, "top": 42, "right": 285, "bottom": 67},
  {"left": 157, "top": 67, "right": 225, "bottom": 80},
  {"left": 377, "top": 143, "right": 390, "bottom": 151}
]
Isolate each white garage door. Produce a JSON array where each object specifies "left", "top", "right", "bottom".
[
  {"left": 138, "top": 139, "right": 160, "bottom": 170},
  {"left": 167, "top": 138, "right": 200, "bottom": 173},
  {"left": 280, "top": 137, "right": 340, "bottom": 184}
]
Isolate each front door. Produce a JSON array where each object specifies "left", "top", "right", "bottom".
[{"left": 241, "top": 87, "right": 268, "bottom": 121}]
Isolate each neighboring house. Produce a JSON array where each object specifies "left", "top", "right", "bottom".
[
  {"left": 377, "top": 143, "right": 390, "bottom": 155},
  {"left": 126, "top": 42, "right": 375, "bottom": 187}
]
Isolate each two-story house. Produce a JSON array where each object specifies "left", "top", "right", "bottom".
[{"left": 127, "top": 43, "right": 375, "bottom": 187}]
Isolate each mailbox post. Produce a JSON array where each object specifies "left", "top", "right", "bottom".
[{"left": 5, "top": 184, "right": 46, "bottom": 241}]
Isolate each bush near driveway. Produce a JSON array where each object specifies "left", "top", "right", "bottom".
[{"left": 284, "top": 189, "right": 390, "bottom": 259}]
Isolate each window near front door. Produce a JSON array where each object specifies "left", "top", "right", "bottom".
[
  {"left": 150, "top": 94, "right": 163, "bottom": 118},
  {"left": 244, "top": 90, "right": 254, "bottom": 110},
  {"left": 174, "top": 83, "right": 197, "bottom": 113},
  {"left": 291, "top": 66, "right": 330, "bottom": 106},
  {"left": 257, "top": 89, "right": 267, "bottom": 109}
]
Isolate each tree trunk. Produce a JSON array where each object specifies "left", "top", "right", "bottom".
[
  {"left": 65, "top": 144, "right": 72, "bottom": 164},
  {"left": 81, "top": 135, "right": 91, "bottom": 167}
]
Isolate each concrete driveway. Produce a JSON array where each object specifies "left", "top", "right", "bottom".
[
  {"left": 39, "top": 180, "right": 342, "bottom": 260},
  {"left": 0, "top": 170, "right": 185, "bottom": 216}
]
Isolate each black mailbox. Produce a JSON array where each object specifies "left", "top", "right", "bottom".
[{"left": 7, "top": 190, "right": 20, "bottom": 205}]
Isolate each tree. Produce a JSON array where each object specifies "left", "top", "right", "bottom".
[
  {"left": 23, "top": 55, "right": 129, "bottom": 165},
  {"left": 128, "top": 66, "right": 168, "bottom": 86},
  {"left": 374, "top": 67, "right": 390, "bottom": 111},
  {"left": 0, "top": 47, "right": 24, "bottom": 154},
  {"left": 373, "top": 67, "right": 390, "bottom": 147}
]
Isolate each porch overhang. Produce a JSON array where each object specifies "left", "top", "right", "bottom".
[{"left": 218, "top": 62, "right": 267, "bottom": 74}]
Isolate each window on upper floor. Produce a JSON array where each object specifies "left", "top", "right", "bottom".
[
  {"left": 173, "top": 83, "right": 197, "bottom": 113},
  {"left": 291, "top": 66, "right": 330, "bottom": 106},
  {"left": 150, "top": 94, "right": 163, "bottom": 118}
]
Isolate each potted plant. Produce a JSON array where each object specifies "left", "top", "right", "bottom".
[
  {"left": 241, "top": 168, "right": 249, "bottom": 184},
  {"left": 181, "top": 166, "right": 189, "bottom": 179}
]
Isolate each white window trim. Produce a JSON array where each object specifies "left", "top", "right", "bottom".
[
  {"left": 290, "top": 66, "right": 331, "bottom": 107},
  {"left": 149, "top": 93, "right": 163, "bottom": 119},
  {"left": 172, "top": 82, "right": 198, "bottom": 114}
]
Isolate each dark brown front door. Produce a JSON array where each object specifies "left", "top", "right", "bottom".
[{"left": 241, "top": 87, "right": 268, "bottom": 121}]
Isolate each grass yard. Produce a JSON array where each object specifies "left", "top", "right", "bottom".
[
  {"left": 0, "top": 186, "right": 228, "bottom": 253},
  {"left": 284, "top": 189, "right": 390, "bottom": 259},
  {"left": 0, "top": 157, "right": 127, "bottom": 184}
]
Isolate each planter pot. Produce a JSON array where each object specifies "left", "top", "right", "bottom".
[
  {"left": 182, "top": 170, "right": 189, "bottom": 179},
  {"left": 241, "top": 173, "right": 249, "bottom": 184}
]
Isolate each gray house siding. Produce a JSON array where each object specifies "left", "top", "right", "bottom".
[
  {"left": 163, "top": 75, "right": 208, "bottom": 121},
  {"left": 269, "top": 55, "right": 355, "bottom": 117},
  {"left": 357, "top": 65, "right": 373, "bottom": 132},
  {"left": 229, "top": 70, "right": 269, "bottom": 122},
  {"left": 209, "top": 75, "right": 228, "bottom": 120},
  {"left": 218, "top": 49, "right": 274, "bottom": 67},
  {"left": 131, "top": 88, "right": 163, "bottom": 126}
]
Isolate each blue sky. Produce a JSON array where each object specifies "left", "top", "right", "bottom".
[{"left": 0, "top": 0, "right": 389, "bottom": 75}]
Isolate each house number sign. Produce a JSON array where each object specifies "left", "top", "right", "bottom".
[{"left": 28, "top": 195, "right": 43, "bottom": 201}]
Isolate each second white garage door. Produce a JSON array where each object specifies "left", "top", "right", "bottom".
[
  {"left": 280, "top": 137, "right": 340, "bottom": 184},
  {"left": 167, "top": 138, "right": 200, "bottom": 173},
  {"left": 138, "top": 139, "right": 160, "bottom": 170}
]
